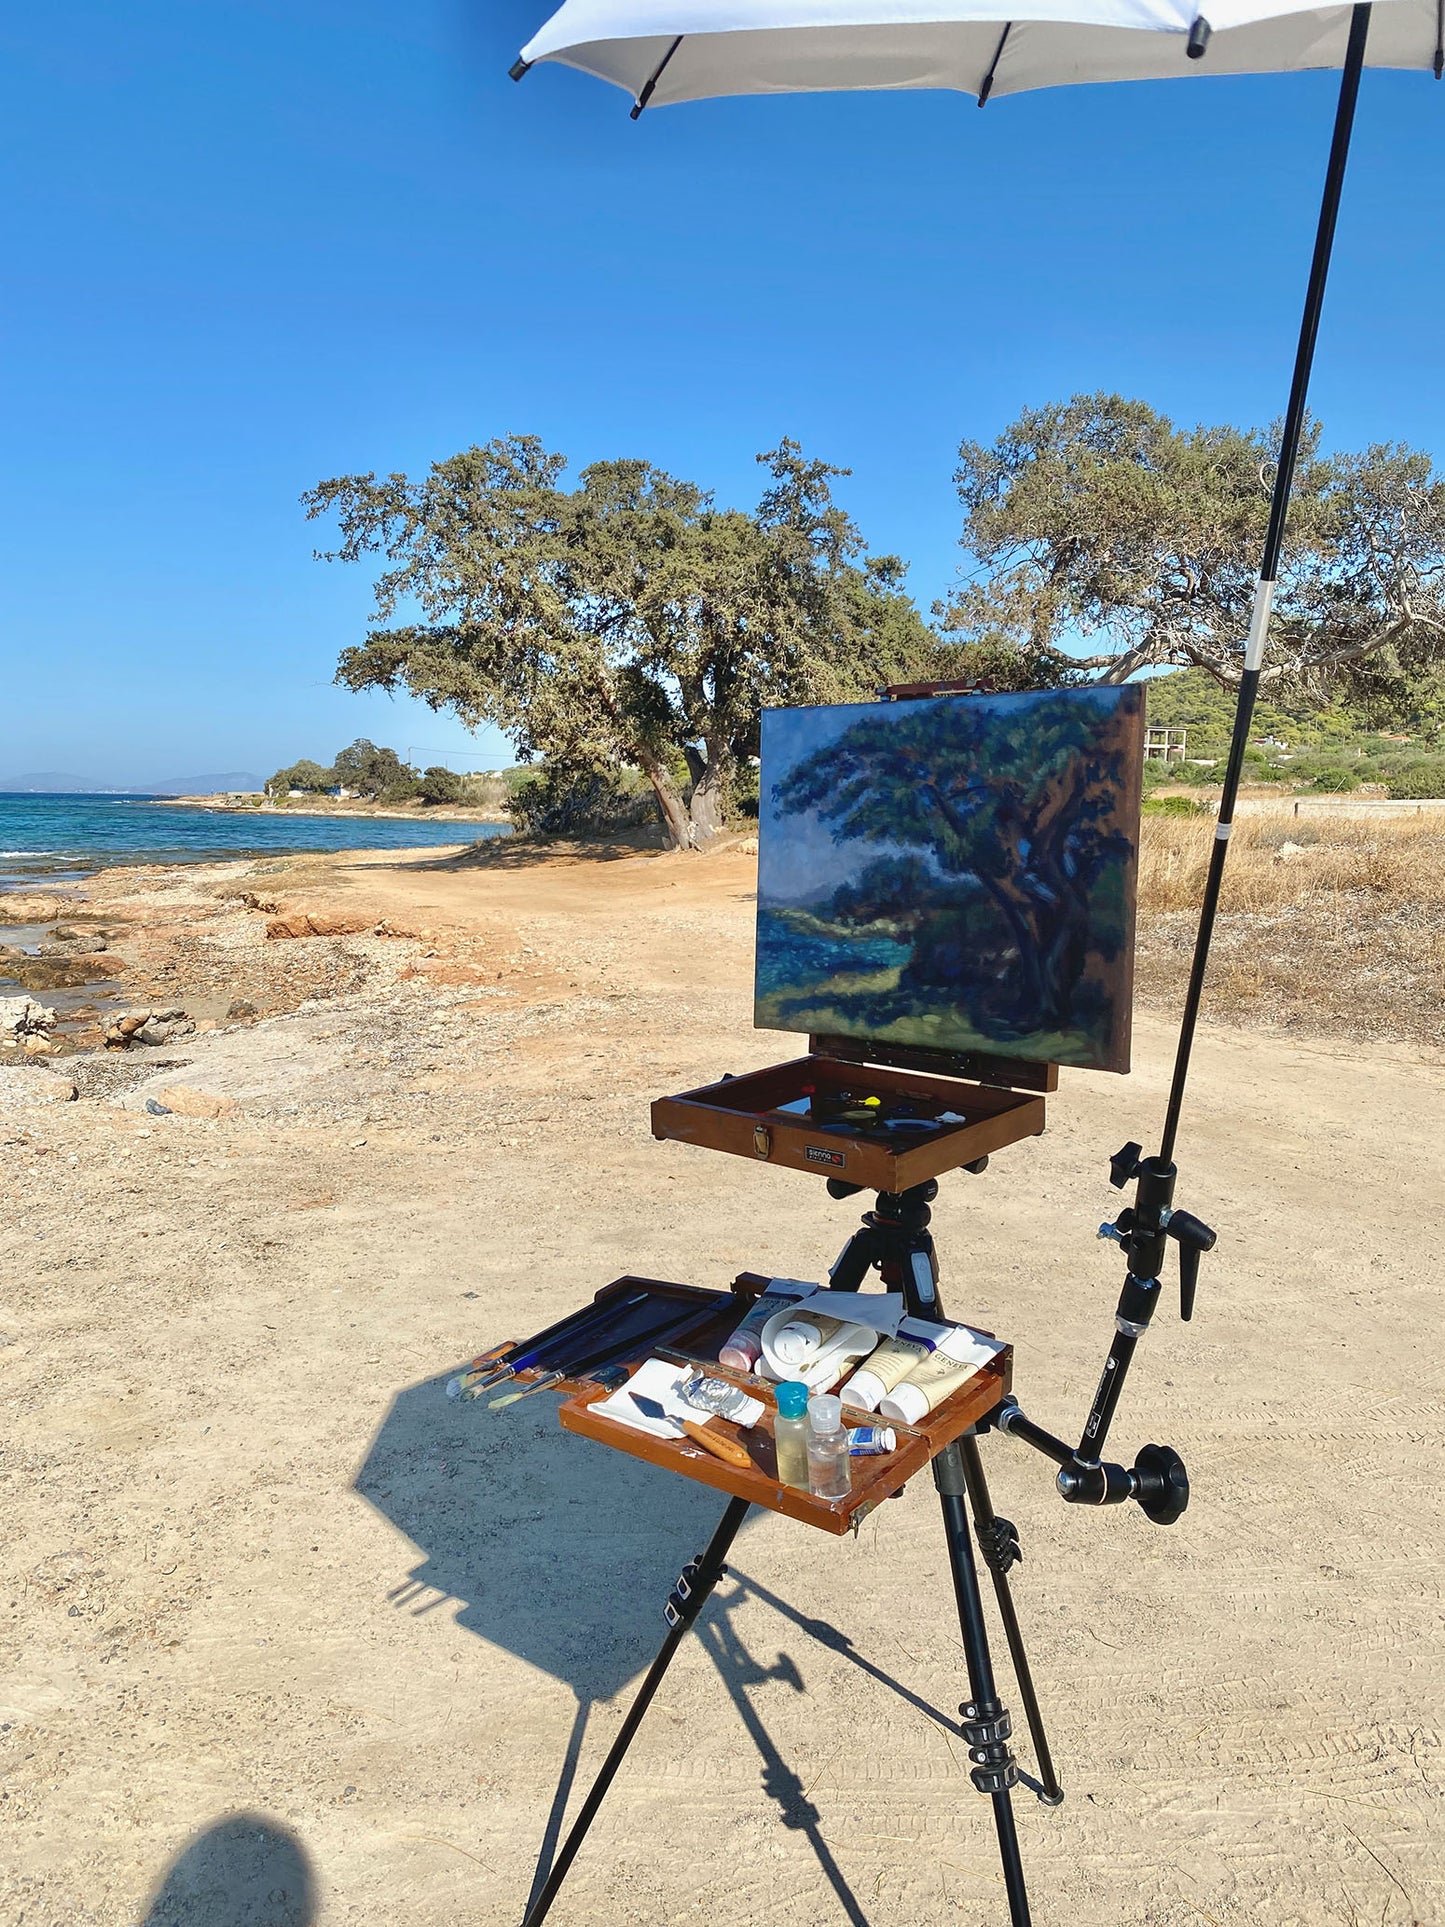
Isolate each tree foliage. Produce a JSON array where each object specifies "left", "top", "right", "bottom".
[
  {"left": 266, "top": 758, "right": 335, "bottom": 797},
  {"left": 944, "top": 394, "right": 1445, "bottom": 694},
  {"left": 332, "top": 739, "right": 419, "bottom": 801},
  {"left": 305, "top": 436, "right": 936, "bottom": 849}
]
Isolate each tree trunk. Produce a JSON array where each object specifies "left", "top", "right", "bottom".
[
  {"left": 639, "top": 756, "right": 694, "bottom": 850},
  {"left": 688, "top": 738, "right": 731, "bottom": 845}
]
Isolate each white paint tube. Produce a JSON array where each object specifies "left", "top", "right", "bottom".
[
  {"left": 838, "top": 1317, "right": 954, "bottom": 1411},
  {"left": 758, "top": 1305, "right": 879, "bottom": 1393},
  {"left": 717, "top": 1279, "right": 816, "bottom": 1371},
  {"left": 878, "top": 1328, "right": 1001, "bottom": 1426}
]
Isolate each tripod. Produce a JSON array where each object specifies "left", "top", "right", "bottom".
[{"left": 520, "top": 1179, "right": 1062, "bottom": 1927}]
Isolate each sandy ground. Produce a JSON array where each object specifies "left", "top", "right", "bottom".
[{"left": 2, "top": 841, "right": 1442, "bottom": 1927}]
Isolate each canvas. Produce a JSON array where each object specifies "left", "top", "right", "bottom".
[{"left": 754, "top": 686, "right": 1144, "bottom": 1072}]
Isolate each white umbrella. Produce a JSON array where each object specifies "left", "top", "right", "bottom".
[
  {"left": 514, "top": 0, "right": 1439, "bottom": 104},
  {"left": 512, "top": 0, "right": 1438, "bottom": 1169}
]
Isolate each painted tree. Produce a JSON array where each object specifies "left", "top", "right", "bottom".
[
  {"left": 305, "top": 437, "right": 935, "bottom": 849},
  {"left": 776, "top": 692, "right": 1138, "bottom": 1034},
  {"left": 944, "top": 394, "right": 1445, "bottom": 693}
]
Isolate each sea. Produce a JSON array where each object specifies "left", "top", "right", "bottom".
[{"left": 0, "top": 792, "right": 510, "bottom": 893}]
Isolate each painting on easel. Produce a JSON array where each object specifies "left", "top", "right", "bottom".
[{"left": 754, "top": 686, "right": 1144, "bottom": 1073}]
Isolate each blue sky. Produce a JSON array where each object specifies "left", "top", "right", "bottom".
[{"left": 2, "top": 2, "right": 1442, "bottom": 785}]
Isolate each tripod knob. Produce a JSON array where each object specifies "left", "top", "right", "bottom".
[{"left": 1108, "top": 1142, "right": 1144, "bottom": 1189}]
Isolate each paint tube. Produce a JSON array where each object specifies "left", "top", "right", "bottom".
[
  {"left": 717, "top": 1279, "right": 816, "bottom": 1371},
  {"left": 878, "top": 1328, "right": 1000, "bottom": 1426},
  {"left": 759, "top": 1305, "right": 879, "bottom": 1394},
  {"left": 838, "top": 1316, "right": 955, "bottom": 1411}
]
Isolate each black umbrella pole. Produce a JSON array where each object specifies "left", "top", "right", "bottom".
[{"left": 1157, "top": 0, "right": 1371, "bottom": 1165}]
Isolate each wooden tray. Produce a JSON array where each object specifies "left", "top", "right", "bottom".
[
  {"left": 651, "top": 1054, "right": 1046, "bottom": 1191},
  {"left": 509, "top": 1273, "right": 1012, "bottom": 1537}
]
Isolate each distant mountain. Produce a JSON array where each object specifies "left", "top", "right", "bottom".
[
  {"left": 142, "top": 774, "right": 265, "bottom": 795},
  {"left": 0, "top": 771, "right": 264, "bottom": 795},
  {"left": 0, "top": 772, "right": 112, "bottom": 792}
]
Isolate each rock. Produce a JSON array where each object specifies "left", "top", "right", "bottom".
[
  {"left": 0, "top": 1067, "right": 77, "bottom": 1106},
  {"left": 265, "top": 912, "right": 367, "bottom": 940},
  {"left": 0, "top": 997, "right": 57, "bottom": 1038},
  {"left": 145, "top": 1097, "right": 173, "bottom": 1116},
  {"left": 152, "top": 1085, "right": 240, "bottom": 1120},
  {"left": 116, "top": 1011, "right": 151, "bottom": 1036},
  {"left": 1275, "top": 841, "right": 1310, "bottom": 862},
  {"left": 226, "top": 998, "right": 258, "bottom": 1020},
  {"left": 22, "top": 1036, "right": 59, "bottom": 1056},
  {"left": 134, "top": 1018, "right": 194, "bottom": 1046},
  {"left": 151, "top": 1007, "right": 187, "bottom": 1023},
  {"left": 0, "top": 894, "right": 72, "bottom": 923},
  {"left": 305, "top": 913, "right": 367, "bottom": 938},
  {"left": 735, "top": 836, "right": 759, "bottom": 856}
]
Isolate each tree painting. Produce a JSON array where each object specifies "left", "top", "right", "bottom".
[{"left": 755, "top": 688, "right": 1143, "bottom": 1071}]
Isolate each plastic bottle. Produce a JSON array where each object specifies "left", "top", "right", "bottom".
[
  {"left": 806, "top": 1394, "right": 852, "bottom": 1501},
  {"left": 773, "top": 1380, "right": 811, "bottom": 1489}
]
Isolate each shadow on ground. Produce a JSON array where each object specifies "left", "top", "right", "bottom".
[
  {"left": 376, "top": 831, "right": 670, "bottom": 874},
  {"left": 356, "top": 1371, "right": 966, "bottom": 1925},
  {"left": 140, "top": 1813, "right": 314, "bottom": 1925}
]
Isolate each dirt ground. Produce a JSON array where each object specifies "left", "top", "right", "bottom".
[{"left": 2, "top": 840, "right": 1441, "bottom": 1927}]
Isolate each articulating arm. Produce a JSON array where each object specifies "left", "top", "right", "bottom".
[{"left": 995, "top": 1144, "right": 1216, "bottom": 1529}]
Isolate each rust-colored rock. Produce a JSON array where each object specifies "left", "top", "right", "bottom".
[{"left": 265, "top": 912, "right": 367, "bottom": 940}]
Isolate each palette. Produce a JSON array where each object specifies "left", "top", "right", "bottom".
[{"left": 478, "top": 1273, "right": 1011, "bottom": 1537}]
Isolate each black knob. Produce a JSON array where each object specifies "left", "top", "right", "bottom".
[{"left": 1109, "top": 1142, "right": 1143, "bottom": 1189}]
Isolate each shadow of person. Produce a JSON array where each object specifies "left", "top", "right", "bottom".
[{"left": 140, "top": 1813, "right": 314, "bottom": 1925}]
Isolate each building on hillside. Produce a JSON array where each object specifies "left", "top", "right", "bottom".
[{"left": 1145, "top": 725, "right": 1188, "bottom": 762}]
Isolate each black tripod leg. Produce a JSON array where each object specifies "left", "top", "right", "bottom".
[
  {"left": 957, "top": 1433, "right": 1064, "bottom": 1807},
  {"left": 521, "top": 1497, "right": 751, "bottom": 1927},
  {"left": 934, "top": 1442, "right": 1032, "bottom": 1927}
]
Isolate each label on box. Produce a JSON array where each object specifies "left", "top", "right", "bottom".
[{"left": 805, "top": 1145, "right": 846, "bottom": 1169}]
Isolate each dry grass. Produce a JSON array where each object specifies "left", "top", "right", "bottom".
[{"left": 1137, "top": 812, "right": 1445, "bottom": 1047}]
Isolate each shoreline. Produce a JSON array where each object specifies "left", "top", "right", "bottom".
[{"left": 160, "top": 794, "right": 511, "bottom": 823}]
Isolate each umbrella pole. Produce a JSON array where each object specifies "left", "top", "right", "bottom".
[{"left": 1157, "top": 0, "right": 1372, "bottom": 1165}]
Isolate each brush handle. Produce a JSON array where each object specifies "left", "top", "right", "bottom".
[{"left": 678, "top": 1420, "right": 751, "bottom": 1469}]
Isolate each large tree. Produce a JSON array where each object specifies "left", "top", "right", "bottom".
[
  {"left": 943, "top": 394, "right": 1445, "bottom": 693},
  {"left": 305, "top": 437, "right": 936, "bottom": 848}
]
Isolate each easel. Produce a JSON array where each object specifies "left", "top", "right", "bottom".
[{"left": 514, "top": 685, "right": 1214, "bottom": 1924}]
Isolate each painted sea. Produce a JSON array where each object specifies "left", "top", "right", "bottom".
[{"left": 0, "top": 793, "right": 510, "bottom": 890}]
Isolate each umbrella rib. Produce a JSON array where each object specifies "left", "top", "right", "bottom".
[
  {"left": 1435, "top": 0, "right": 1442, "bottom": 78},
  {"left": 631, "top": 36, "right": 684, "bottom": 119},
  {"left": 976, "top": 23, "right": 1012, "bottom": 107}
]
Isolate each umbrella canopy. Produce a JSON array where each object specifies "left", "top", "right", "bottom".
[{"left": 517, "top": 0, "right": 1440, "bottom": 108}]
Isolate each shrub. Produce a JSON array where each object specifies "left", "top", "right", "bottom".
[
  {"left": 507, "top": 761, "right": 659, "bottom": 839},
  {"left": 1308, "top": 766, "right": 1361, "bottom": 793},
  {"left": 1387, "top": 760, "right": 1445, "bottom": 799},
  {"left": 1143, "top": 795, "right": 1211, "bottom": 818},
  {"left": 417, "top": 765, "right": 464, "bottom": 805}
]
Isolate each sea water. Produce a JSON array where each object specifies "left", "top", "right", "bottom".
[{"left": 0, "top": 793, "right": 510, "bottom": 891}]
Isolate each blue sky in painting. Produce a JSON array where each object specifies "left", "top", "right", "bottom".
[{"left": 758, "top": 703, "right": 915, "bottom": 906}]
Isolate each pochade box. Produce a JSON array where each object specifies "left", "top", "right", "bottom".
[{"left": 472, "top": 1273, "right": 1011, "bottom": 1537}]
